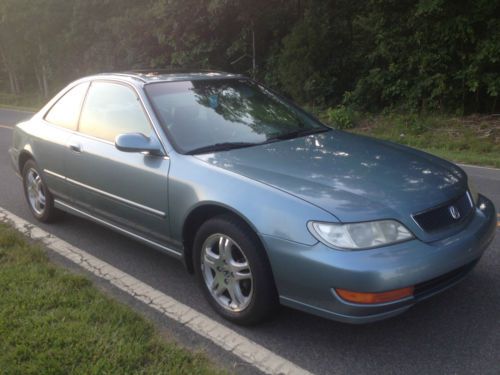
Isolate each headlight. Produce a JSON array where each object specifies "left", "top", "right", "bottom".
[
  {"left": 308, "top": 220, "right": 413, "bottom": 250},
  {"left": 468, "top": 179, "right": 479, "bottom": 206}
]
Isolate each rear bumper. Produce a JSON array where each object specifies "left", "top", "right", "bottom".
[{"left": 263, "top": 194, "right": 496, "bottom": 323}]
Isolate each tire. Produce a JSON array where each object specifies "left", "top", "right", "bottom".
[
  {"left": 193, "top": 214, "right": 279, "bottom": 325},
  {"left": 22, "top": 159, "right": 59, "bottom": 222}
]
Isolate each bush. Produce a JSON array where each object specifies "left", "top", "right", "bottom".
[
  {"left": 325, "top": 105, "right": 357, "bottom": 129},
  {"left": 390, "top": 113, "right": 429, "bottom": 135}
]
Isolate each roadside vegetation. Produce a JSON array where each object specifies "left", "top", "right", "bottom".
[
  {"left": 0, "top": 223, "right": 223, "bottom": 375},
  {"left": 349, "top": 115, "right": 500, "bottom": 168},
  {"left": 0, "top": 92, "right": 44, "bottom": 111},
  {"left": 319, "top": 109, "right": 500, "bottom": 168}
]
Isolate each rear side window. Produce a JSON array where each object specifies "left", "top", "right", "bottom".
[
  {"left": 79, "top": 81, "right": 152, "bottom": 142},
  {"left": 44, "top": 82, "right": 89, "bottom": 130}
]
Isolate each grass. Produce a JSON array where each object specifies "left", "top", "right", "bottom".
[
  {"left": 0, "top": 223, "right": 224, "bottom": 375},
  {"left": 320, "top": 111, "right": 500, "bottom": 168},
  {"left": 0, "top": 92, "right": 44, "bottom": 112}
]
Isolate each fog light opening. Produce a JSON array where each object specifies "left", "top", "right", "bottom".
[{"left": 336, "top": 286, "right": 414, "bottom": 304}]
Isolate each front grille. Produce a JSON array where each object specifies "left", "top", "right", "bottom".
[
  {"left": 412, "top": 191, "right": 474, "bottom": 232},
  {"left": 414, "top": 260, "right": 478, "bottom": 298}
]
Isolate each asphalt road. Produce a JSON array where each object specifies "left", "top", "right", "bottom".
[{"left": 1, "top": 108, "right": 499, "bottom": 375}]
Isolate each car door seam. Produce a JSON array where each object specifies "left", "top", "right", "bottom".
[{"left": 43, "top": 169, "right": 165, "bottom": 217}]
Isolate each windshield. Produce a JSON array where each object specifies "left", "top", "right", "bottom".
[{"left": 144, "top": 79, "right": 328, "bottom": 154}]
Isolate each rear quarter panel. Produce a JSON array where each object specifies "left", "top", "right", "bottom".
[{"left": 13, "top": 119, "right": 72, "bottom": 199}]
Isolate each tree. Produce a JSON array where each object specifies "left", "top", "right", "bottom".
[
  {"left": 0, "top": 0, "right": 498, "bottom": 113},
  {"left": 352, "top": 0, "right": 500, "bottom": 113}
]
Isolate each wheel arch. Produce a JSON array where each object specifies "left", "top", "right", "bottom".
[
  {"left": 182, "top": 202, "right": 270, "bottom": 274},
  {"left": 18, "top": 148, "right": 34, "bottom": 173}
]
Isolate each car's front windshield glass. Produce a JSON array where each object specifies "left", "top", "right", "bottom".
[{"left": 144, "top": 79, "right": 328, "bottom": 154}]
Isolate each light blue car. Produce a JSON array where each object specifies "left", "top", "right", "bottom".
[{"left": 9, "top": 71, "right": 497, "bottom": 325}]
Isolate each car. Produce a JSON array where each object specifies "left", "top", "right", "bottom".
[{"left": 9, "top": 71, "right": 496, "bottom": 325}]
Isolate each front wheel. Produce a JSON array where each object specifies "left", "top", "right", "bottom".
[
  {"left": 193, "top": 215, "right": 279, "bottom": 325},
  {"left": 22, "top": 159, "right": 58, "bottom": 222}
]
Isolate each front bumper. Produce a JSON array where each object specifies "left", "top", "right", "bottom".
[{"left": 263, "top": 194, "right": 496, "bottom": 323}]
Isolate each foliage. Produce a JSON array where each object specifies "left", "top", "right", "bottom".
[
  {"left": 352, "top": 0, "right": 500, "bottom": 114},
  {"left": 325, "top": 105, "right": 357, "bottom": 129},
  {"left": 0, "top": 0, "right": 499, "bottom": 113},
  {"left": 266, "top": 0, "right": 366, "bottom": 106},
  {"left": 343, "top": 113, "right": 500, "bottom": 167}
]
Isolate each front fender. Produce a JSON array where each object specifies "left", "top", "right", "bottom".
[{"left": 168, "top": 154, "right": 337, "bottom": 246}]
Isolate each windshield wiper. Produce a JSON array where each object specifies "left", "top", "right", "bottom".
[
  {"left": 186, "top": 128, "right": 330, "bottom": 155},
  {"left": 186, "top": 142, "right": 259, "bottom": 155},
  {"left": 265, "top": 127, "right": 330, "bottom": 143}
]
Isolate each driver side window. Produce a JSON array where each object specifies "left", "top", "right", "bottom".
[{"left": 79, "top": 81, "right": 152, "bottom": 142}]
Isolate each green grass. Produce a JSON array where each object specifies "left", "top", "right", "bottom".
[
  {"left": 0, "top": 223, "right": 224, "bottom": 375},
  {"left": 320, "top": 111, "right": 500, "bottom": 168}
]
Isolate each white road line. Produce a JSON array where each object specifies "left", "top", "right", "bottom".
[
  {"left": 458, "top": 163, "right": 500, "bottom": 172},
  {"left": 0, "top": 124, "right": 13, "bottom": 130},
  {"left": 0, "top": 206, "right": 313, "bottom": 375}
]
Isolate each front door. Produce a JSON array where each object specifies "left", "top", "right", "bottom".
[{"left": 64, "top": 80, "right": 171, "bottom": 244}]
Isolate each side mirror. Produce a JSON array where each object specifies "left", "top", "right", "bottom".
[{"left": 115, "top": 133, "right": 164, "bottom": 156}]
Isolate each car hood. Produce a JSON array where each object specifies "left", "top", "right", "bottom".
[{"left": 195, "top": 130, "right": 467, "bottom": 223}]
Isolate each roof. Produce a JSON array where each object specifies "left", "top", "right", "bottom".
[{"left": 100, "top": 70, "right": 244, "bottom": 83}]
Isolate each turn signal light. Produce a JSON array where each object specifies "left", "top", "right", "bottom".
[{"left": 336, "top": 286, "right": 414, "bottom": 304}]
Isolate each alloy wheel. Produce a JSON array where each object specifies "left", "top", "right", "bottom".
[
  {"left": 25, "top": 168, "right": 46, "bottom": 215},
  {"left": 201, "top": 233, "right": 253, "bottom": 312}
]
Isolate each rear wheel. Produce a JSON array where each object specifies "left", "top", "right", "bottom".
[
  {"left": 193, "top": 215, "right": 279, "bottom": 325},
  {"left": 22, "top": 159, "right": 58, "bottom": 222}
]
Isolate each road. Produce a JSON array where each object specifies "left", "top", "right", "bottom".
[{"left": 1, "top": 108, "right": 499, "bottom": 375}]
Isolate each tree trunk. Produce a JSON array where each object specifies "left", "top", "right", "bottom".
[
  {"left": 13, "top": 72, "right": 20, "bottom": 94},
  {"left": 251, "top": 22, "right": 256, "bottom": 79},
  {"left": 35, "top": 67, "right": 43, "bottom": 97},
  {"left": 8, "top": 71, "right": 16, "bottom": 94},
  {"left": 41, "top": 64, "right": 49, "bottom": 98},
  {"left": 0, "top": 42, "right": 20, "bottom": 95},
  {"left": 37, "top": 40, "right": 50, "bottom": 98}
]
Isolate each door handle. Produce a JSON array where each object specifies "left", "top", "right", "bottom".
[{"left": 68, "top": 142, "right": 82, "bottom": 153}]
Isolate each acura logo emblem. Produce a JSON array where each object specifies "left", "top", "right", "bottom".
[{"left": 449, "top": 205, "right": 461, "bottom": 220}]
